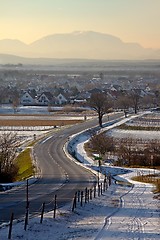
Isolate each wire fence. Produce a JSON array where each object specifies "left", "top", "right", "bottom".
[{"left": 1, "top": 174, "right": 112, "bottom": 239}]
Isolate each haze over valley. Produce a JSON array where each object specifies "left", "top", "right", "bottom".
[{"left": 0, "top": 31, "right": 160, "bottom": 63}]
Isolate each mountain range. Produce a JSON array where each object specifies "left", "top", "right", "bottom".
[{"left": 0, "top": 31, "right": 160, "bottom": 62}]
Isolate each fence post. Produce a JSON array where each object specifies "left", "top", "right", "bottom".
[
  {"left": 85, "top": 187, "right": 87, "bottom": 203},
  {"left": 98, "top": 184, "right": 100, "bottom": 197},
  {"left": 72, "top": 192, "right": 77, "bottom": 212},
  {"left": 80, "top": 191, "right": 83, "bottom": 206},
  {"left": 53, "top": 195, "right": 57, "bottom": 219},
  {"left": 94, "top": 184, "right": 96, "bottom": 198},
  {"left": 72, "top": 196, "right": 75, "bottom": 212},
  {"left": 101, "top": 183, "right": 103, "bottom": 195},
  {"left": 87, "top": 189, "right": 90, "bottom": 202},
  {"left": 106, "top": 179, "right": 108, "bottom": 191},
  {"left": 103, "top": 178, "right": 106, "bottom": 192},
  {"left": 77, "top": 190, "right": 80, "bottom": 202},
  {"left": 90, "top": 189, "right": 92, "bottom": 200},
  {"left": 24, "top": 202, "right": 29, "bottom": 231},
  {"left": 24, "top": 178, "right": 29, "bottom": 230},
  {"left": 74, "top": 192, "right": 77, "bottom": 208},
  {"left": 40, "top": 202, "right": 45, "bottom": 224},
  {"left": 109, "top": 174, "right": 111, "bottom": 186},
  {"left": 8, "top": 212, "right": 14, "bottom": 239}
]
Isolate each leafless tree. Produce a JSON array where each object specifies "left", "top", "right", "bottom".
[
  {"left": 129, "top": 90, "right": 141, "bottom": 114},
  {"left": 11, "top": 91, "right": 20, "bottom": 113},
  {"left": 116, "top": 94, "right": 131, "bottom": 117},
  {"left": 141, "top": 95, "right": 154, "bottom": 109},
  {"left": 116, "top": 139, "right": 133, "bottom": 166},
  {"left": 0, "top": 132, "right": 19, "bottom": 182},
  {"left": 115, "top": 138, "right": 160, "bottom": 167},
  {"left": 89, "top": 132, "right": 115, "bottom": 157},
  {"left": 89, "top": 93, "right": 112, "bottom": 127}
]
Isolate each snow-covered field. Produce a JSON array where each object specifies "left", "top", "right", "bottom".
[
  {"left": 0, "top": 105, "right": 93, "bottom": 120},
  {"left": 107, "top": 112, "right": 160, "bottom": 140},
  {"left": 0, "top": 105, "right": 58, "bottom": 115},
  {"left": 0, "top": 166, "right": 159, "bottom": 240},
  {"left": 0, "top": 112, "right": 159, "bottom": 239},
  {"left": 108, "top": 128, "right": 160, "bottom": 140}
]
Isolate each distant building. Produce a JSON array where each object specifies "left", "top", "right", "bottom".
[
  {"left": 37, "top": 92, "right": 54, "bottom": 106},
  {"left": 20, "top": 91, "right": 37, "bottom": 105},
  {"left": 55, "top": 93, "right": 68, "bottom": 105}
]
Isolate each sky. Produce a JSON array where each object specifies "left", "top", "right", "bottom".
[{"left": 0, "top": 0, "right": 160, "bottom": 49}]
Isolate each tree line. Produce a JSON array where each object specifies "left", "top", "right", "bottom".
[{"left": 89, "top": 90, "right": 160, "bottom": 128}]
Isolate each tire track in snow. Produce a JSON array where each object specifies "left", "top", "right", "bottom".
[
  {"left": 94, "top": 182, "right": 150, "bottom": 240},
  {"left": 94, "top": 180, "right": 134, "bottom": 240}
]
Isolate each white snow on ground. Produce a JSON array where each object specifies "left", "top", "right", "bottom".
[
  {"left": 0, "top": 105, "right": 94, "bottom": 120},
  {"left": 0, "top": 105, "right": 61, "bottom": 115},
  {"left": 0, "top": 113, "right": 159, "bottom": 239},
  {"left": 0, "top": 167, "right": 159, "bottom": 240},
  {"left": 108, "top": 129, "right": 160, "bottom": 140}
]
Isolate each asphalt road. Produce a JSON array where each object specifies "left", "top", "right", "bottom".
[{"left": 0, "top": 113, "right": 123, "bottom": 225}]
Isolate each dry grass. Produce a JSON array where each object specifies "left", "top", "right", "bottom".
[
  {"left": 132, "top": 174, "right": 160, "bottom": 194},
  {"left": 15, "top": 148, "right": 34, "bottom": 181}
]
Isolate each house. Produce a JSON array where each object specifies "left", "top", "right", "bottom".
[
  {"left": 55, "top": 93, "right": 68, "bottom": 105},
  {"left": 20, "top": 90, "right": 37, "bottom": 105},
  {"left": 37, "top": 92, "right": 54, "bottom": 106},
  {"left": 88, "top": 88, "right": 103, "bottom": 95},
  {"left": 70, "top": 91, "right": 90, "bottom": 105}
]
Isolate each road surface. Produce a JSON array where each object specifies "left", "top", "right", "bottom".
[{"left": 0, "top": 113, "right": 123, "bottom": 225}]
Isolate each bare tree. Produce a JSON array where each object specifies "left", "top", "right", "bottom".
[
  {"left": 116, "top": 94, "right": 131, "bottom": 117},
  {"left": 129, "top": 90, "right": 141, "bottom": 114},
  {"left": 89, "top": 132, "right": 114, "bottom": 157},
  {"left": 89, "top": 93, "right": 112, "bottom": 127},
  {"left": 88, "top": 132, "right": 115, "bottom": 169},
  {"left": 116, "top": 140, "right": 133, "bottom": 166},
  {"left": 11, "top": 91, "right": 20, "bottom": 113},
  {"left": 0, "top": 133, "right": 19, "bottom": 182},
  {"left": 116, "top": 138, "right": 160, "bottom": 167},
  {"left": 141, "top": 95, "right": 154, "bottom": 109}
]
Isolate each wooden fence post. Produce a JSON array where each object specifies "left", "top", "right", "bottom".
[
  {"left": 53, "top": 195, "right": 57, "bottom": 219},
  {"left": 40, "top": 202, "right": 45, "bottom": 224},
  {"left": 87, "top": 189, "right": 90, "bottom": 202},
  {"left": 8, "top": 212, "right": 14, "bottom": 239},
  {"left": 103, "top": 178, "right": 106, "bottom": 192},
  {"left": 90, "top": 189, "right": 92, "bottom": 200},
  {"left": 81, "top": 191, "right": 83, "bottom": 206},
  {"left": 101, "top": 183, "right": 103, "bottom": 195},
  {"left": 98, "top": 184, "right": 100, "bottom": 197},
  {"left": 85, "top": 188, "right": 87, "bottom": 203},
  {"left": 72, "top": 192, "right": 77, "bottom": 212},
  {"left": 74, "top": 192, "right": 77, "bottom": 208},
  {"left": 94, "top": 184, "right": 96, "bottom": 198},
  {"left": 24, "top": 201, "right": 29, "bottom": 231},
  {"left": 108, "top": 174, "right": 111, "bottom": 186},
  {"left": 77, "top": 190, "right": 80, "bottom": 202}
]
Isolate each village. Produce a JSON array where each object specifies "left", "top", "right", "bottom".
[{"left": 0, "top": 61, "right": 160, "bottom": 113}]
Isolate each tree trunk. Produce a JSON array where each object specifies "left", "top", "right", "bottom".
[
  {"left": 98, "top": 113, "right": 103, "bottom": 128},
  {"left": 134, "top": 106, "right": 137, "bottom": 114}
]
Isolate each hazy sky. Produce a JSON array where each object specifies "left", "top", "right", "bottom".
[{"left": 0, "top": 0, "right": 159, "bottom": 48}]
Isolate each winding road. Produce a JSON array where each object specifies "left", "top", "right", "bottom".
[{"left": 0, "top": 113, "right": 122, "bottom": 225}]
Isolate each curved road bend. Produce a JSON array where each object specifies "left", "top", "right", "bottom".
[{"left": 0, "top": 113, "right": 123, "bottom": 224}]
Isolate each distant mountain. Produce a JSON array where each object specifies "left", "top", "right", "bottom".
[
  {"left": 0, "top": 31, "right": 159, "bottom": 60},
  {"left": 0, "top": 39, "right": 29, "bottom": 56},
  {"left": 0, "top": 53, "right": 85, "bottom": 65}
]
